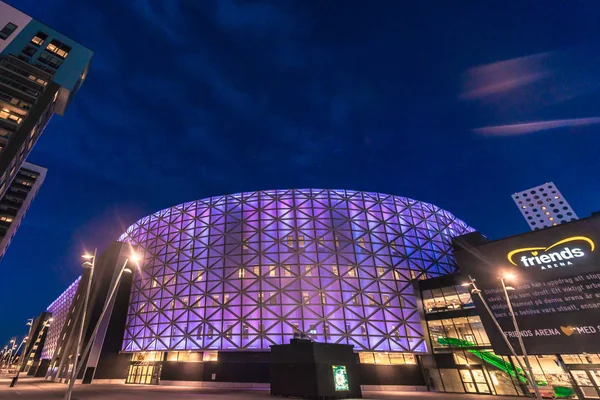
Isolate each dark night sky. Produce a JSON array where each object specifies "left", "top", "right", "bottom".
[{"left": 1, "top": 0, "right": 599, "bottom": 343}]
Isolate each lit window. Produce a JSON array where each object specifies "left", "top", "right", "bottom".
[
  {"left": 253, "top": 266, "right": 259, "bottom": 275},
  {"left": 358, "top": 237, "right": 365, "bottom": 248},
  {"left": 298, "top": 235, "right": 305, "bottom": 247},
  {"left": 45, "top": 39, "right": 71, "bottom": 59},
  {"left": 284, "top": 267, "right": 291, "bottom": 277},
  {"left": 269, "top": 267, "right": 276, "bottom": 277},
  {"left": 223, "top": 294, "right": 230, "bottom": 304},
  {"left": 305, "top": 265, "right": 312, "bottom": 276},
  {"left": 361, "top": 325, "right": 367, "bottom": 338},
  {"left": 377, "top": 267, "right": 384, "bottom": 276},
  {"left": 203, "top": 351, "right": 218, "bottom": 362},
  {"left": 347, "top": 267, "right": 355, "bottom": 277},
  {"left": 287, "top": 235, "right": 294, "bottom": 247},
  {"left": 31, "top": 32, "right": 48, "bottom": 46},
  {"left": 238, "top": 268, "right": 245, "bottom": 278},
  {"left": 368, "top": 294, "right": 376, "bottom": 305},
  {"left": 334, "top": 236, "right": 340, "bottom": 247},
  {"left": 318, "top": 237, "right": 325, "bottom": 246},
  {"left": 332, "top": 265, "right": 338, "bottom": 275},
  {"left": 320, "top": 292, "right": 326, "bottom": 304},
  {"left": 383, "top": 295, "right": 389, "bottom": 305},
  {"left": 303, "top": 292, "right": 310, "bottom": 304},
  {"left": 258, "top": 292, "right": 264, "bottom": 303},
  {"left": 391, "top": 242, "right": 397, "bottom": 250}
]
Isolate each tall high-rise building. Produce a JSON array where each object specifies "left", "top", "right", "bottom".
[
  {"left": 0, "top": 1, "right": 92, "bottom": 199},
  {"left": 0, "top": 1, "right": 92, "bottom": 258},
  {"left": 512, "top": 182, "right": 578, "bottom": 230},
  {"left": 0, "top": 161, "right": 46, "bottom": 260}
]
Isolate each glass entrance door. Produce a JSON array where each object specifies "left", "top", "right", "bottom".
[
  {"left": 126, "top": 364, "right": 161, "bottom": 385},
  {"left": 459, "top": 369, "right": 492, "bottom": 394},
  {"left": 570, "top": 370, "right": 600, "bottom": 399}
]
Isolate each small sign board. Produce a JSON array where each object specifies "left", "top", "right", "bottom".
[{"left": 332, "top": 365, "right": 349, "bottom": 391}]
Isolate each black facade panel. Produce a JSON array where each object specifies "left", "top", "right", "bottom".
[
  {"left": 358, "top": 364, "right": 425, "bottom": 386},
  {"left": 161, "top": 361, "right": 205, "bottom": 381},
  {"left": 93, "top": 270, "right": 133, "bottom": 380}
]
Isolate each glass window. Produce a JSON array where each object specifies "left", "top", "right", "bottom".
[
  {"left": 203, "top": 351, "right": 218, "bottom": 362},
  {"left": 359, "top": 352, "right": 375, "bottom": 364},
  {"left": 0, "top": 23, "right": 17, "bottom": 40}
]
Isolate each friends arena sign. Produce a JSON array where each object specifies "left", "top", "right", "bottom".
[{"left": 455, "top": 216, "right": 600, "bottom": 355}]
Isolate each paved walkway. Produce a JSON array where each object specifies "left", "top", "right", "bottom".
[{"left": 0, "top": 379, "right": 520, "bottom": 399}]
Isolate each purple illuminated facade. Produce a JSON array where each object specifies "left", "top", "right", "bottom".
[
  {"left": 119, "top": 189, "right": 474, "bottom": 354},
  {"left": 42, "top": 276, "right": 81, "bottom": 360}
]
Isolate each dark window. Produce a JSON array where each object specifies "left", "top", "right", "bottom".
[
  {"left": 557, "top": 214, "right": 563, "bottom": 218},
  {"left": 38, "top": 53, "right": 62, "bottom": 70},
  {"left": 0, "top": 23, "right": 17, "bottom": 40},
  {"left": 22, "top": 45, "right": 37, "bottom": 57},
  {"left": 567, "top": 212, "right": 573, "bottom": 216}
]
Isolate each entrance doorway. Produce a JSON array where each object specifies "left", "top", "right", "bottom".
[
  {"left": 459, "top": 368, "right": 492, "bottom": 394},
  {"left": 125, "top": 363, "right": 161, "bottom": 385},
  {"left": 570, "top": 370, "right": 600, "bottom": 398}
]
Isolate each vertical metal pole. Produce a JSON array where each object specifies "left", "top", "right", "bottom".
[
  {"left": 66, "top": 248, "right": 96, "bottom": 393},
  {"left": 501, "top": 278, "right": 542, "bottom": 400},
  {"left": 64, "top": 259, "right": 129, "bottom": 400},
  {"left": 469, "top": 278, "right": 529, "bottom": 376},
  {"left": 10, "top": 320, "right": 50, "bottom": 387}
]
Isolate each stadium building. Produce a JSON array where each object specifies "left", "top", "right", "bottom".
[{"left": 32, "top": 189, "right": 476, "bottom": 389}]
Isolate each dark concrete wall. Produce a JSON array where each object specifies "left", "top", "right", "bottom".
[
  {"left": 358, "top": 364, "right": 425, "bottom": 386},
  {"left": 161, "top": 352, "right": 270, "bottom": 383}
]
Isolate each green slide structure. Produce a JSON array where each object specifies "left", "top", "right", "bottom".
[{"left": 437, "top": 337, "right": 575, "bottom": 398}]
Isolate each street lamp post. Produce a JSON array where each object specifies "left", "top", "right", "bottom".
[
  {"left": 10, "top": 318, "right": 53, "bottom": 387},
  {"left": 4, "top": 340, "right": 15, "bottom": 368},
  {"left": 63, "top": 253, "right": 138, "bottom": 400},
  {"left": 501, "top": 275, "right": 542, "bottom": 400},
  {"left": 463, "top": 276, "right": 539, "bottom": 397},
  {"left": 63, "top": 250, "right": 97, "bottom": 390}
]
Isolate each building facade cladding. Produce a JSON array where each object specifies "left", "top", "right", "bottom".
[
  {"left": 0, "top": 161, "right": 46, "bottom": 259},
  {"left": 0, "top": 1, "right": 92, "bottom": 201},
  {"left": 118, "top": 189, "right": 475, "bottom": 354},
  {"left": 41, "top": 276, "right": 81, "bottom": 360},
  {"left": 512, "top": 182, "right": 578, "bottom": 231}
]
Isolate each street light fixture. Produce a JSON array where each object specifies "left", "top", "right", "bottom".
[
  {"left": 56, "top": 249, "right": 97, "bottom": 388},
  {"left": 501, "top": 275, "right": 542, "bottom": 400},
  {"left": 64, "top": 251, "right": 138, "bottom": 400},
  {"left": 10, "top": 317, "right": 53, "bottom": 387},
  {"left": 462, "top": 276, "right": 540, "bottom": 398}
]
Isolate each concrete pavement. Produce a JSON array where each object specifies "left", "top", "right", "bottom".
[{"left": 0, "top": 379, "right": 521, "bottom": 400}]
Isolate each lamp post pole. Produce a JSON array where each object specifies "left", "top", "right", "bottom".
[
  {"left": 4, "top": 340, "right": 15, "bottom": 368},
  {"left": 64, "top": 250, "right": 97, "bottom": 390},
  {"left": 464, "top": 277, "right": 532, "bottom": 393},
  {"left": 64, "top": 255, "right": 136, "bottom": 400},
  {"left": 501, "top": 277, "right": 542, "bottom": 400},
  {"left": 10, "top": 318, "right": 53, "bottom": 387}
]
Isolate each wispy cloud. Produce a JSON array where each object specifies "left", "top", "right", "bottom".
[{"left": 473, "top": 117, "right": 600, "bottom": 136}]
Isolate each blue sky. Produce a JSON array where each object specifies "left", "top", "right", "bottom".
[{"left": 1, "top": 0, "right": 599, "bottom": 342}]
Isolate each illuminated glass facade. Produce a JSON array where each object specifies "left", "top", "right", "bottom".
[
  {"left": 118, "top": 189, "right": 474, "bottom": 353},
  {"left": 41, "top": 276, "right": 80, "bottom": 359}
]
